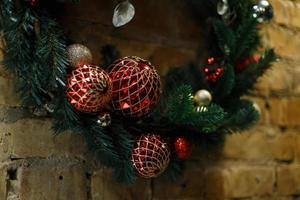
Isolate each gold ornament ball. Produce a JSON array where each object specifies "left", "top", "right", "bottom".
[
  {"left": 194, "top": 89, "right": 212, "bottom": 106},
  {"left": 67, "top": 44, "right": 93, "bottom": 68}
]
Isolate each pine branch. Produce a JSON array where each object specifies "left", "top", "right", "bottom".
[
  {"left": 233, "top": 18, "right": 259, "bottom": 61},
  {"left": 109, "top": 123, "right": 137, "bottom": 184},
  {"left": 222, "top": 99, "right": 259, "bottom": 132},
  {"left": 165, "top": 85, "right": 226, "bottom": 134},
  {"left": 232, "top": 49, "right": 277, "bottom": 97},
  {"left": 212, "top": 19, "right": 236, "bottom": 57},
  {"left": 212, "top": 64, "right": 235, "bottom": 102},
  {"left": 52, "top": 96, "right": 79, "bottom": 133}
]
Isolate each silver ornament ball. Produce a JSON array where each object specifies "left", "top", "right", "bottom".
[
  {"left": 112, "top": 0, "right": 135, "bottom": 27},
  {"left": 97, "top": 112, "right": 112, "bottom": 127},
  {"left": 253, "top": 0, "right": 273, "bottom": 23},
  {"left": 67, "top": 44, "right": 93, "bottom": 68},
  {"left": 194, "top": 90, "right": 212, "bottom": 106},
  {"left": 217, "top": 0, "right": 229, "bottom": 15}
]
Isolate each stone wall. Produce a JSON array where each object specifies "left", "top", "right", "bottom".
[{"left": 0, "top": 0, "right": 299, "bottom": 199}]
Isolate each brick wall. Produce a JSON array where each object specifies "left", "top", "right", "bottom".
[{"left": 0, "top": 0, "right": 299, "bottom": 199}]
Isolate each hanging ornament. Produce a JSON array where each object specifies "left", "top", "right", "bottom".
[
  {"left": 112, "top": 0, "right": 135, "bottom": 27},
  {"left": 67, "top": 44, "right": 93, "bottom": 69},
  {"left": 30, "top": 0, "right": 39, "bottom": 6},
  {"left": 253, "top": 102, "right": 262, "bottom": 115},
  {"left": 174, "top": 137, "right": 193, "bottom": 160},
  {"left": 253, "top": 0, "right": 274, "bottom": 23},
  {"left": 203, "top": 57, "right": 224, "bottom": 83},
  {"left": 217, "top": 0, "right": 237, "bottom": 24},
  {"left": 235, "top": 55, "right": 261, "bottom": 72},
  {"left": 217, "top": 0, "right": 229, "bottom": 15},
  {"left": 97, "top": 112, "right": 112, "bottom": 127},
  {"left": 194, "top": 90, "right": 212, "bottom": 107},
  {"left": 25, "top": 0, "right": 39, "bottom": 7},
  {"left": 108, "top": 56, "right": 161, "bottom": 118},
  {"left": 131, "top": 134, "right": 170, "bottom": 178},
  {"left": 66, "top": 64, "right": 112, "bottom": 113}
]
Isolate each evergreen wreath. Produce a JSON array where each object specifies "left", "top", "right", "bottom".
[{"left": 0, "top": 0, "right": 276, "bottom": 183}]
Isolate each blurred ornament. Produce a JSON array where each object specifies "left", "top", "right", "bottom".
[
  {"left": 217, "top": 0, "right": 237, "bottom": 24},
  {"left": 203, "top": 57, "right": 224, "bottom": 83},
  {"left": 67, "top": 44, "right": 93, "bottom": 68},
  {"left": 31, "top": 0, "right": 39, "bottom": 6},
  {"left": 25, "top": 0, "right": 39, "bottom": 6},
  {"left": 44, "top": 103, "right": 55, "bottom": 113},
  {"left": 174, "top": 137, "right": 193, "bottom": 160},
  {"left": 235, "top": 55, "right": 260, "bottom": 72},
  {"left": 108, "top": 56, "right": 161, "bottom": 118},
  {"left": 253, "top": 0, "right": 273, "bottom": 23},
  {"left": 131, "top": 134, "right": 170, "bottom": 178},
  {"left": 217, "top": 0, "right": 229, "bottom": 15},
  {"left": 194, "top": 89, "right": 212, "bottom": 107},
  {"left": 112, "top": 0, "right": 135, "bottom": 27},
  {"left": 253, "top": 102, "right": 261, "bottom": 115},
  {"left": 66, "top": 64, "right": 112, "bottom": 113},
  {"left": 97, "top": 112, "right": 112, "bottom": 127}
]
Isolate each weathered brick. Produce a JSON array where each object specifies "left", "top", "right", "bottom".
[
  {"left": 19, "top": 159, "right": 87, "bottom": 200},
  {"left": 0, "top": 119, "right": 87, "bottom": 161},
  {"left": 0, "top": 165, "right": 7, "bottom": 200},
  {"left": 205, "top": 165, "right": 275, "bottom": 199},
  {"left": 226, "top": 166, "right": 275, "bottom": 198},
  {"left": 269, "top": 97, "right": 300, "bottom": 126},
  {"left": 271, "top": 0, "right": 300, "bottom": 29},
  {"left": 150, "top": 46, "right": 196, "bottom": 76},
  {"left": 153, "top": 168, "right": 205, "bottom": 200},
  {"left": 277, "top": 165, "right": 300, "bottom": 195},
  {"left": 91, "top": 168, "right": 151, "bottom": 200},
  {"left": 261, "top": 24, "right": 300, "bottom": 61},
  {"left": 204, "top": 168, "right": 225, "bottom": 200},
  {"left": 62, "top": 0, "right": 202, "bottom": 49},
  {"left": 0, "top": 76, "right": 21, "bottom": 107},
  {"left": 255, "top": 60, "right": 292, "bottom": 96},
  {"left": 223, "top": 127, "right": 295, "bottom": 162}
]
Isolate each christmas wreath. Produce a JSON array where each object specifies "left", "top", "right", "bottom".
[{"left": 0, "top": 0, "right": 276, "bottom": 183}]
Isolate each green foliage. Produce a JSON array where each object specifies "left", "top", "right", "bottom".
[
  {"left": 212, "top": 17, "right": 259, "bottom": 62},
  {"left": 1, "top": 0, "right": 277, "bottom": 184},
  {"left": 165, "top": 85, "right": 226, "bottom": 133},
  {"left": 212, "top": 64, "right": 235, "bottom": 102},
  {"left": 222, "top": 99, "right": 260, "bottom": 132},
  {"left": 232, "top": 49, "right": 277, "bottom": 97}
]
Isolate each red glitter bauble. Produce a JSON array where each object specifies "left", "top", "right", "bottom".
[
  {"left": 203, "top": 57, "right": 224, "bottom": 83},
  {"left": 235, "top": 55, "right": 261, "bottom": 72},
  {"left": 108, "top": 56, "right": 161, "bottom": 118},
  {"left": 29, "top": 0, "right": 39, "bottom": 6},
  {"left": 131, "top": 134, "right": 170, "bottom": 178},
  {"left": 174, "top": 137, "right": 193, "bottom": 160},
  {"left": 66, "top": 64, "right": 112, "bottom": 113}
]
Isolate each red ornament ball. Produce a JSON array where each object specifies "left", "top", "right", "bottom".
[
  {"left": 174, "top": 137, "right": 193, "bottom": 160},
  {"left": 66, "top": 64, "right": 112, "bottom": 113},
  {"left": 29, "top": 0, "right": 39, "bottom": 6},
  {"left": 131, "top": 134, "right": 170, "bottom": 178},
  {"left": 203, "top": 57, "right": 224, "bottom": 83},
  {"left": 108, "top": 56, "right": 161, "bottom": 118},
  {"left": 235, "top": 55, "right": 261, "bottom": 72}
]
